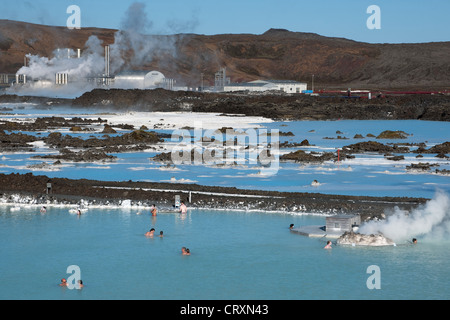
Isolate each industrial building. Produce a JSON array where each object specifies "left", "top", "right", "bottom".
[
  {"left": 213, "top": 67, "right": 307, "bottom": 94},
  {"left": 224, "top": 79, "right": 308, "bottom": 94},
  {"left": 8, "top": 45, "right": 177, "bottom": 91},
  {"left": 113, "top": 70, "right": 173, "bottom": 90},
  {"left": 5, "top": 48, "right": 308, "bottom": 95},
  {"left": 291, "top": 214, "right": 361, "bottom": 238},
  {"left": 325, "top": 214, "right": 361, "bottom": 233}
]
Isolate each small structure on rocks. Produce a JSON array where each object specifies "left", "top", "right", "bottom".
[
  {"left": 291, "top": 214, "right": 361, "bottom": 238},
  {"left": 326, "top": 214, "right": 361, "bottom": 233}
]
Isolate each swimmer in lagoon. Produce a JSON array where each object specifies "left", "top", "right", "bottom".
[
  {"left": 181, "top": 247, "right": 187, "bottom": 255},
  {"left": 158, "top": 231, "right": 164, "bottom": 238},
  {"left": 185, "top": 248, "right": 191, "bottom": 255},
  {"left": 179, "top": 201, "right": 187, "bottom": 214},
  {"left": 145, "top": 228, "right": 155, "bottom": 237},
  {"left": 324, "top": 241, "right": 332, "bottom": 249},
  {"left": 151, "top": 204, "right": 157, "bottom": 216},
  {"left": 78, "top": 280, "right": 84, "bottom": 289},
  {"left": 412, "top": 238, "right": 417, "bottom": 244},
  {"left": 289, "top": 224, "right": 294, "bottom": 230},
  {"left": 59, "top": 278, "right": 67, "bottom": 287}
]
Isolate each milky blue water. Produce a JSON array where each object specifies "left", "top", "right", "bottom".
[
  {"left": 1, "top": 104, "right": 449, "bottom": 199},
  {"left": 1, "top": 103, "right": 449, "bottom": 300},
  {"left": 1, "top": 205, "right": 449, "bottom": 300}
]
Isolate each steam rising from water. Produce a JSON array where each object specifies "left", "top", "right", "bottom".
[{"left": 359, "top": 190, "right": 450, "bottom": 243}]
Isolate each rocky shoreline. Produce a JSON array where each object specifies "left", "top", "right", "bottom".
[
  {"left": 71, "top": 89, "right": 450, "bottom": 122},
  {"left": 0, "top": 172, "right": 428, "bottom": 222},
  {"left": 2, "top": 104, "right": 449, "bottom": 166},
  {"left": 0, "top": 89, "right": 447, "bottom": 221},
  {"left": 1, "top": 89, "right": 450, "bottom": 122}
]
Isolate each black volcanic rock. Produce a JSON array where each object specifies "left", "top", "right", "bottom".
[
  {"left": 0, "top": 172, "right": 429, "bottom": 221},
  {"left": 70, "top": 89, "right": 450, "bottom": 122}
]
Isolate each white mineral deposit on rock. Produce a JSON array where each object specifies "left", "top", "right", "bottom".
[{"left": 337, "top": 231, "right": 395, "bottom": 246}]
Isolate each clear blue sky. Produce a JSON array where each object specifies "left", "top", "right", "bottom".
[{"left": 1, "top": 0, "right": 449, "bottom": 44}]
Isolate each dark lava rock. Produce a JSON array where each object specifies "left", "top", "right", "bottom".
[
  {"left": 34, "top": 148, "right": 116, "bottom": 162},
  {"left": 70, "top": 89, "right": 450, "bottom": 122},
  {"left": 386, "top": 155, "right": 405, "bottom": 161},
  {"left": 406, "top": 163, "right": 439, "bottom": 171},
  {"left": 427, "top": 142, "right": 450, "bottom": 154},
  {"left": 435, "top": 169, "right": 450, "bottom": 175},
  {"left": 151, "top": 149, "right": 208, "bottom": 164},
  {"left": 0, "top": 117, "right": 107, "bottom": 132},
  {"left": 280, "top": 149, "right": 336, "bottom": 162},
  {"left": 0, "top": 172, "right": 429, "bottom": 220},
  {"left": 44, "top": 130, "right": 162, "bottom": 150},
  {"left": 280, "top": 139, "right": 312, "bottom": 148},
  {"left": 376, "top": 130, "right": 410, "bottom": 139},
  {"left": 342, "top": 141, "right": 395, "bottom": 154},
  {"left": 0, "top": 130, "right": 39, "bottom": 152},
  {"left": 102, "top": 124, "right": 117, "bottom": 134}
]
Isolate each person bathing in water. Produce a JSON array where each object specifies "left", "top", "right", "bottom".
[
  {"left": 324, "top": 241, "right": 332, "bottom": 249},
  {"left": 145, "top": 228, "right": 155, "bottom": 237},
  {"left": 151, "top": 204, "right": 157, "bottom": 216},
  {"left": 179, "top": 201, "right": 187, "bottom": 214}
]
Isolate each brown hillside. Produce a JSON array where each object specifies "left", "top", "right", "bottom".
[{"left": 1, "top": 20, "right": 449, "bottom": 90}]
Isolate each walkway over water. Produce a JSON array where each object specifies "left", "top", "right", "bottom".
[{"left": 291, "top": 225, "right": 343, "bottom": 238}]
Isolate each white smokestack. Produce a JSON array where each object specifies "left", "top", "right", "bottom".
[{"left": 105, "top": 45, "right": 110, "bottom": 76}]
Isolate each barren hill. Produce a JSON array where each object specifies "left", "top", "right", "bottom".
[{"left": 1, "top": 20, "right": 449, "bottom": 90}]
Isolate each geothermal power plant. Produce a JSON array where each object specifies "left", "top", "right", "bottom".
[
  {"left": 1, "top": 45, "right": 309, "bottom": 95},
  {"left": 7, "top": 46, "right": 178, "bottom": 91}
]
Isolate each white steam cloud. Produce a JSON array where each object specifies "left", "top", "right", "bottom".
[
  {"left": 17, "top": 35, "right": 105, "bottom": 82},
  {"left": 10, "top": 2, "right": 189, "bottom": 97},
  {"left": 359, "top": 190, "right": 450, "bottom": 243}
]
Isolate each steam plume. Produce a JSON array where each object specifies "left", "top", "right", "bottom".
[
  {"left": 11, "top": 1, "right": 181, "bottom": 97},
  {"left": 359, "top": 190, "right": 450, "bottom": 243}
]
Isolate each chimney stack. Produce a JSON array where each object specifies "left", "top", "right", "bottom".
[{"left": 105, "top": 46, "right": 110, "bottom": 77}]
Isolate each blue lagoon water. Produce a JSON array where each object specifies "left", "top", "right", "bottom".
[
  {"left": 1, "top": 104, "right": 450, "bottom": 300},
  {"left": 1, "top": 205, "right": 449, "bottom": 300}
]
